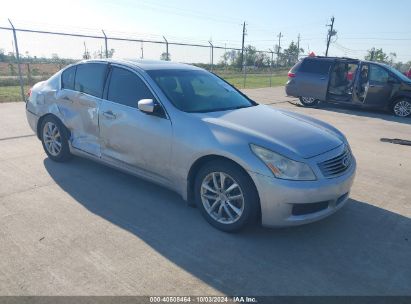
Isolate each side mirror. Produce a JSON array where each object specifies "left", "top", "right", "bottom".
[{"left": 138, "top": 99, "right": 155, "bottom": 114}]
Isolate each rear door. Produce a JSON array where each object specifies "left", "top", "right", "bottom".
[
  {"left": 71, "top": 62, "right": 107, "bottom": 156},
  {"left": 56, "top": 62, "right": 107, "bottom": 156},
  {"left": 99, "top": 65, "right": 172, "bottom": 181},
  {"left": 364, "top": 63, "right": 394, "bottom": 107},
  {"left": 296, "top": 58, "right": 333, "bottom": 100}
]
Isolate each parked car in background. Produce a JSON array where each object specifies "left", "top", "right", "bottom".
[
  {"left": 286, "top": 56, "right": 411, "bottom": 117},
  {"left": 26, "top": 59, "right": 356, "bottom": 232},
  {"left": 405, "top": 67, "right": 411, "bottom": 79}
]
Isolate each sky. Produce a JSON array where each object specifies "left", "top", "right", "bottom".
[{"left": 1, "top": 0, "right": 410, "bottom": 63}]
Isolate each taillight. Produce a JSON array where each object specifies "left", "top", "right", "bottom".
[{"left": 288, "top": 72, "right": 296, "bottom": 78}]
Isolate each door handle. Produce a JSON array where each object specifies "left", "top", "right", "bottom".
[
  {"left": 320, "top": 77, "right": 326, "bottom": 80},
  {"left": 102, "top": 111, "right": 116, "bottom": 119}
]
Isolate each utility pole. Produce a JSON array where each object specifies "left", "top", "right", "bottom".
[
  {"left": 325, "top": 16, "right": 336, "bottom": 57},
  {"left": 269, "top": 49, "right": 274, "bottom": 87},
  {"left": 297, "top": 33, "right": 301, "bottom": 61},
  {"left": 276, "top": 32, "right": 283, "bottom": 67},
  {"left": 141, "top": 42, "right": 144, "bottom": 59},
  {"left": 241, "top": 21, "right": 246, "bottom": 70},
  {"left": 83, "top": 41, "right": 89, "bottom": 59}
]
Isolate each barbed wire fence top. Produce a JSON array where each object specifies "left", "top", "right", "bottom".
[{"left": 0, "top": 20, "right": 299, "bottom": 102}]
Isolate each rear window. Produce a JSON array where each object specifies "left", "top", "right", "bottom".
[
  {"left": 74, "top": 63, "right": 107, "bottom": 98},
  {"left": 61, "top": 66, "right": 76, "bottom": 90},
  {"left": 290, "top": 61, "right": 302, "bottom": 73},
  {"left": 301, "top": 59, "right": 332, "bottom": 75}
]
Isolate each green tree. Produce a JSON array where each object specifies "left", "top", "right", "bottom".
[
  {"left": 365, "top": 48, "right": 396, "bottom": 64},
  {"left": 280, "top": 41, "right": 304, "bottom": 67},
  {"left": 107, "top": 48, "right": 115, "bottom": 58},
  {"left": 233, "top": 45, "right": 262, "bottom": 67},
  {"left": 160, "top": 52, "right": 171, "bottom": 61},
  {"left": 220, "top": 49, "right": 238, "bottom": 66}
]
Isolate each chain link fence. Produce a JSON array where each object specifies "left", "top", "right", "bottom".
[{"left": 0, "top": 21, "right": 295, "bottom": 102}]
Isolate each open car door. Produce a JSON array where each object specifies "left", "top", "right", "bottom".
[{"left": 296, "top": 58, "right": 333, "bottom": 101}]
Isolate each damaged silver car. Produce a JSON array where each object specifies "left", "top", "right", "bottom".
[{"left": 26, "top": 59, "right": 356, "bottom": 232}]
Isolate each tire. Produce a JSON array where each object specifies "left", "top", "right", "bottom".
[
  {"left": 194, "top": 160, "right": 259, "bottom": 232},
  {"left": 40, "top": 115, "right": 72, "bottom": 162},
  {"left": 392, "top": 98, "right": 411, "bottom": 117},
  {"left": 299, "top": 96, "right": 319, "bottom": 107}
]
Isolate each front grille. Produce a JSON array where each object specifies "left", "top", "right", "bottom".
[{"left": 318, "top": 146, "right": 352, "bottom": 178}]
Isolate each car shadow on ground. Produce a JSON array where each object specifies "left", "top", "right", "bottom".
[
  {"left": 290, "top": 101, "right": 411, "bottom": 125},
  {"left": 44, "top": 157, "right": 411, "bottom": 296}
]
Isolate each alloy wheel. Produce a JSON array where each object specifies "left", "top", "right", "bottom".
[
  {"left": 200, "top": 172, "right": 245, "bottom": 224},
  {"left": 301, "top": 96, "right": 316, "bottom": 104},
  {"left": 394, "top": 100, "right": 411, "bottom": 117},
  {"left": 43, "top": 121, "right": 62, "bottom": 156}
]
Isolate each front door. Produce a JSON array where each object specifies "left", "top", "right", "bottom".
[
  {"left": 99, "top": 65, "right": 172, "bottom": 181},
  {"left": 363, "top": 63, "right": 394, "bottom": 107}
]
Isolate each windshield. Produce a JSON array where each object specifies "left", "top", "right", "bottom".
[
  {"left": 386, "top": 65, "right": 411, "bottom": 82},
  {"left": 147, "top": 69, "right": 255, "bottom": 113}
]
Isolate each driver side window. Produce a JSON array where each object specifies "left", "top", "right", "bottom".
[
  {"left": 107, "top": 67, "right": 154, "bottom": 107},
  {"left": 369, "top": 65, "right": 389, "bottom": 83}
]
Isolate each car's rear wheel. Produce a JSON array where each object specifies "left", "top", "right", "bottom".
[
  {"left": 392, "top": 98, "right": 411, "bottom": 117},
  {"left": 41, "top": 115, "right": 72, "bottom": 162},
  {"left": 194, "top": 160, "right": 259, "bottom": 232},
  {"left": 299, "top": 96, "right": 319, "bottom": 107}
]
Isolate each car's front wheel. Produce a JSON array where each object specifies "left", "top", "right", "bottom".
[
  {"left": 40, "top": 115, "right": 72, "bottom": 162},
  {"left": 299, "top": 96, "right": 319, "bottom": 107},
  {"left": 392, "top": 98, "right": 411, "bottom": 117},
  {"left": 194, "top": 160, "right": 259, "bottom": 232}
]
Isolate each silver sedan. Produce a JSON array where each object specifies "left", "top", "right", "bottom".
[{"left": 26, "top": 59, "right": 356, "bottom": 232}]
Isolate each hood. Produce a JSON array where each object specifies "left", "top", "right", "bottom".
[{"left": 199, "top": 105, "right": 343, "bottom": 159}]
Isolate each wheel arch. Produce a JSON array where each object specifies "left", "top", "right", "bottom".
[
  {"left": 389, "top": 94, "right": 411, "bottom": 107},
  {"left": 36, "top": 113, "right": 71, "bottom": 140},
  {"left": 186, "top": 154, "right": 261, "bottom": 218}
]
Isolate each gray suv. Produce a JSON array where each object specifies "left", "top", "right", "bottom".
[{"left": 285, "top": 56, "right": 411, "bottom": 117}]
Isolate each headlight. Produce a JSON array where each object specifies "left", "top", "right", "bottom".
[{"left": 250, "top": 144, "right": 316, "bottom": 181}]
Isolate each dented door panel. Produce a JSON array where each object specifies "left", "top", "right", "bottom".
[{"left": 56, "top": 89, "right": 102, "bottom": 156}]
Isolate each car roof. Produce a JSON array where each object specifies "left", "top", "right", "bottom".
[
  {"left": 303, "top": 56, "right": 359, "bottom": 62},
  {"left": 302, "top": 57, "right": 393, "bottom": 68},
  {"left": 79, "top": 58, "right": 202, "bottom": 71}
]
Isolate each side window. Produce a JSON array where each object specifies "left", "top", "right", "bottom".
[
  {"left": 290, "top": 61, "right": 302, "bottom": 73},
  {"left": 61, "top": 66, "right": 76, "bottom": 90},
  {"left": 74, "top": 63, "right": 107, "bottom": 97},
  {"left": 301, "top": 59, "right": 331, "bottom": 75},
  {"left": 107, "top": 67, "right": 154, "bottom": 107},
  {"left": 369, "top": 64, "right": 389, "bottom": 83}
]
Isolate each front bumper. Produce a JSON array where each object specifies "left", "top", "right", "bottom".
[{"left": 249, "top": 149, "right": 356, "bottom": 227}]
